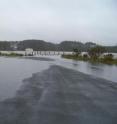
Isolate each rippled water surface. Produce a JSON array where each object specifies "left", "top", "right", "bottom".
[
  {"left": 0, "top": 57, "right": 50, "bottom": 101},
  {"left": 0, "top": 56, "right": 117, "bottom": 101},
  {"left": 54, "top": 56, "right": 117, "bottom": 83}
]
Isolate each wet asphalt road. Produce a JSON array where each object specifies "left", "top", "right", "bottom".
[{"left": 0, "top": 65, "right": 117, "bottom": 124}]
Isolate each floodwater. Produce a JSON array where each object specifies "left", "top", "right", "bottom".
[
  {"left": 53, "top": 56, "right": 117, "bottom": 83},
  {"left": 0, "top": 57, "right": 50, "bottom": 101},
  {"left": 0, "top": 56, "right": 117, "bottom": 124},
  {"left": 0, "top": 56, "right": 117, "bottom": 101}
]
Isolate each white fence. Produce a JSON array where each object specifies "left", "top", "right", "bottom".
[
  {"left": 0, "top": 51, "right": 73, "bottom": 56},
  {"left": 0, "top": 51, "right": 117, "bottom": 58}
]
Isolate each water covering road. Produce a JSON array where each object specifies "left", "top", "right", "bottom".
[
  {"left": 0, "top": 56, "right": 117, "bottom": 101},
  {"left": 0, "top": 65, "right": 117, "bottom": 124}
]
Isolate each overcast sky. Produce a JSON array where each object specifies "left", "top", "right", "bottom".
[{"left": 0, "top": 0, "right": 117, "bottom": 45}]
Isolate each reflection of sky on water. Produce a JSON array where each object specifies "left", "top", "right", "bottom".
[
  {"left": 0, "top": 57, "right": 50, "bottom": 101},
  {"left": 0, "top": 56, "right": 117, "bottom": 101},
  {"left": 53, "top": 56, "right": 117, "bottom": 83}
]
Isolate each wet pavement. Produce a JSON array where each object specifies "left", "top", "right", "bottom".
[{"left": 0, "top": 65, "right": 117, "bottom": 124}]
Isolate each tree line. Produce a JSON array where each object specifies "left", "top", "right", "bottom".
[
  {"left": 62, "top": 46, "right": 117, "bottom": 65},
  {"left": 0, "top": 40, "right": 116, "bottom": 52}
]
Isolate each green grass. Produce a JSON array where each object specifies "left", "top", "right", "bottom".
[
  {"left": 0, "top": 52, "right": 23, "bottom": 57},
  {"left": 62, "top": 54, "right": 117, "bottom": 65}
]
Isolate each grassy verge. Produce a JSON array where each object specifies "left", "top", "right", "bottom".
[
  {"left": 0, "top": 52, "right": 23, "bottom": 57},
  {"left": 62, "top": 54, "right": 117, "bottom": 65}
]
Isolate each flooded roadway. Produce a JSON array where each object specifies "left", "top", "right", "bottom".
[{"left": 0, "top": 56, "right": 117, "bottom": 124}]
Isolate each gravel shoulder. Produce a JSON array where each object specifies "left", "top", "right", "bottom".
[{"left": 0, "top": 65, "right": 117, "bottom": 124}]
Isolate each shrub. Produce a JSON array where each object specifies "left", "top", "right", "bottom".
[
  {"left": 73, "top": 48, "right": 81, "bottom": 56},
  {"left": 103, "top": 54, "right": 113, "bottom": 61},
  {"left": 83, "top": 54, "right": 88, "bottom": 59},
  {"left": 88, "top": 46, "right": 106, "bottom": 59}
]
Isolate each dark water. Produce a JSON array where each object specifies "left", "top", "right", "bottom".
[
  {"left": 0, "top": 56, "right": 117, "bottom": 101},
  {"left": 54, "top": 57, "right": 117, "bottom": 83},
  {"left": 0, "top": 57, "right": 50, "bottom": 101},
  {"left": 1, "top": 65, "right": 117, "bottom": 124}
]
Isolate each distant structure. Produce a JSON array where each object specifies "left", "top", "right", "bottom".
[
  {"left": 25, "top": 48, "right": 33, "bottom": 56},
  {"left": 90, "top": 44, "right": 96, "bottom": 48},
  {"left": 10, "top": 42, "right": 18, "bottom": 50},
  {"left": 85, "top": 42, "right": 96, "bottom": 48}
]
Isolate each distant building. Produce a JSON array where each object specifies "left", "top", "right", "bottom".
[
  {"left": 25, "top": 48, "right": 33, "bottom": 56},
  {"left": 10, "top": 42, "right": 18, "bottom": 50},
  {"left": 90, "top": 44, "right": 96, "bottom": 48},
  {"left": 85, "top": 42, "right": 96, "bottom": 48}
]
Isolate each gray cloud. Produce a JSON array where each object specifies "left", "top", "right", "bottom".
[{"left": 0, "top": 0, "right": 117, "bottom": 45}]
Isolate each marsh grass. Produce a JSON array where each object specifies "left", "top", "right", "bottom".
[
  {"left": 0, "top": 52, "right": 23, "bottom": 57},
  {"left": 62, "top": 54, "right": 117, "bottom": 65}
]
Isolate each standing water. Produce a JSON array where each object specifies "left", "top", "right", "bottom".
[{"left": 0, "top": 56, "right": 117, "bottom": 101}]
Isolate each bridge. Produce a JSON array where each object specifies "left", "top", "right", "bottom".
[
  {"left": 0, "top": 51, "right": 73, "bottom": 56},
  {"left": 32, "top": 51, "right": 68, "bottom": 56}
]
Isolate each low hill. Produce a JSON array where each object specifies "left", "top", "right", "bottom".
[{"left": 0, "top": 39, "right": 116, "bottom": 52}]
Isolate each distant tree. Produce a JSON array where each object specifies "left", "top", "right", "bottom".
[
  {"left": 0, "top": 41, "right": 11, "bottom": 50},
  {"left": 83, "top": 54, "right": 89, "bottom": 59},
  {"left": 103, "top": 54, "right": 113, "bottom": 61},
  {"left": 88, "top": 46, "right": 106, "bottom": 59},
  {"left": 73, "top": 48, "right": 81, "bottom": 56}
]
